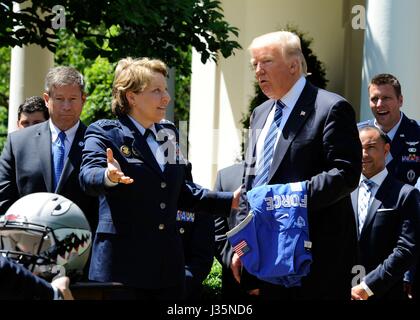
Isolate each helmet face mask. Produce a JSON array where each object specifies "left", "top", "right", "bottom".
[{"left": 0, "top": 193, "right": 92, "bottom": 281}]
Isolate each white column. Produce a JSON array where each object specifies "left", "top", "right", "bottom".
[
  {"left": 8, "top": 1, "right": 54, "bottom": 132},
  {"left": 8, "top": 45, "right": 54, "bottom": 132},
  {"left": 188, "top": 49, "right": 219, "bottom": 187},
  {"left": 360, "top": 0, "right": 420, "bottom": 121}
]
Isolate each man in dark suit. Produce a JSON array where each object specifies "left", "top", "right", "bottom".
[
  {"left": 232, "top": 31, "right": 362, "bottom": 300},
  {"left": 351, "top": 125, "right": 420, "bottom": 300},
  {"left": 213, "top": 162, "right": 250, "bottom": 299},
  {"left": 178, "top": 163, "right": 215, "bottom": 300},
  {"left": 0, "top": 66, "right": 98, "bottom": 232},
  {"left": 1, "top": 256, "right": 73, "bottom": 300}
]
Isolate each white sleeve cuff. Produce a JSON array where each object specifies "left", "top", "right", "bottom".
[
  {"left": 52, "top": 285, "right": 63, "bottom": 300},
  {"left": 104, "top": 169, "right": 118, "bottom": 187},
  {"left": 361, "top": 281, "right": 374, "bottom": 297}
]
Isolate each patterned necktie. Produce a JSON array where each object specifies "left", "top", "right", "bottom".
[
  {"left": 358, "top": 179, "right": 374, "bottom": 233},
  {"left": 253, "top": 100, "right": 285, "bottom": 187},
  {"left": 53, "top": 131, "right": 66, "bottom": 190},
  {"left": 144, "top": 128, "right": 156, "bottom": 140}
]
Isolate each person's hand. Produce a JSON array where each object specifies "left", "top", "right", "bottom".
[
  {"left": 247, "top": 289, "right": 260, "bottom": 296},
  {"left": 230, "top": 252, "right": 242, "bottom": 283},
  {"left": 106, "top": 148, "right": 134, "bottom": 184},
  {"left": 51, "top": 276, "right": 74, "bottom": 300},
  {"left": 403, "top": 281, "right": 413, "bottom": 299},
  {"left": 351, "top": 284, "right": 369, "bottom": 300},
  {"left": 231, "top": 186, "right": 241, "bottom": 209}
]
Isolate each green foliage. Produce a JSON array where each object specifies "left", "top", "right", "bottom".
[
  {"left": 241, "top": 25, "right": 329, "bottom": 130},
  {"left": 81, "top": 57, "right": 116, "bottom": 124},
  {"left": 0, "top": 47, "right": 11, "bottom": 151},
  {"left": 202, "top": 258, "right": 222, "bottom": 299},
  {"left": 0, "top": 0, "right": 241, "bottom": 70}
]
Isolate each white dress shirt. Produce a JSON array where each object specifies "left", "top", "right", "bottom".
[{"left": 255, "top": 76, "right": 306, "bottom": 172}]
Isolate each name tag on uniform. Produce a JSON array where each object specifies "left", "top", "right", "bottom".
[{"left": 176, "top": 210, "right": 195, "bottom": 222}]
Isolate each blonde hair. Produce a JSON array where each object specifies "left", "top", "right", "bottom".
[
  {"left": 112, "top": 57, "right": 168, "bottom": 116},
  {"left": 249, "top": 31, "right": 307, "bottom": 76}
]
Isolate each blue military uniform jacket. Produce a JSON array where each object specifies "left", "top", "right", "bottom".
[
  {"left": 79, "top": 115, "right": 232, "bottom": 290},
  {"left": 359, "top": 114, "right": 420, "bottom": 186}
]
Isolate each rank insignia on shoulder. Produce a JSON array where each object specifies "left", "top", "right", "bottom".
[{"left": 120, "top": 145, "right": 132, "bottom": 157}]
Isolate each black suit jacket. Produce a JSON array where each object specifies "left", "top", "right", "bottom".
[
  {"left": 0, "top": 256, "right": 54, "bottom": 300},
  {"left": 351, "top": 175, "right": 420, "bottom": 299},
  {"left": 239, "top": 80, "right": 362, "bottom": 299},
  {"left": 0, "top": 121, "right": 98, "bottom": 231},
  {"left": 213, "top": 162, "right": 245, "bottom": 298}
]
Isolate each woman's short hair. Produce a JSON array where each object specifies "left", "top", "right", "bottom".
[{"left": 112, "top": 57, "right": 168, "bottom": 116}]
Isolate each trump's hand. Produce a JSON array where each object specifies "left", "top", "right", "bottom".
[
  {"left": 106, "top": 148, "right": 134, "bottom": 184},
  {"left": 231, "top": 252, "right": 242, "bottom": 283}
]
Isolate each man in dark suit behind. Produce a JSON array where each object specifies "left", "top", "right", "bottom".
[
  {"left": 213, "top": 162, "right": 249, "bottom": 299},
  {"left": 351, "top": 125, "right": 420, "bottom": 300},
  {"left": 232, "top": 31, "right": 362, "bottom": 300},
  {"left": 0, "top": 67, "right": 98, "bottom": 265}
]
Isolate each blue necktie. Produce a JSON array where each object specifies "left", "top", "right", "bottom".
[
  {"left": 53, "top": 131, "right": 66, "bottom": 190},
  {"left": 358, "top": 179, "right": 374, "bottom": 233},
  {"left": 253, "top": 100, "right": 285, "bottom": 187}
]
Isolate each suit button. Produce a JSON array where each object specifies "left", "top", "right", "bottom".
[
  {"left": 161, "top": 182, "right": 167, "bottom": 189},
  {"left": 158, "top": 224, "right": 165, "bottom": 230},
  {"left": 160, "top": 202, "right": 166, "bottom": 209},
  {"left": 179, "top": 227, "right": 185, "bottom": 234}
]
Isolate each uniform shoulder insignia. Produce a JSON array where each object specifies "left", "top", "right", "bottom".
[
  {"left": 159, "top": 118, "right": 176, "bottom": 129},
  {"left": 96, "top": 119, "right": 119, "bottom": 128},
  {"left": 357, "top": 119, "right": 373, "bottom": 128}
]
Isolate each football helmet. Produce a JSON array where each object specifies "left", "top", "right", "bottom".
[{"left": 0, "top": 193, "right": 92, "bottom": 281}]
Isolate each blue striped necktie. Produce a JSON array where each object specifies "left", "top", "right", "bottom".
[
  {"left": 53, "top": 131, "right": 66, "bottom": 190},
  {"left": 253, "top": 100, "right": 285, "bottom": 187},
  {"left": 358, "top": 179, "right": 374, "bottom": 233}
]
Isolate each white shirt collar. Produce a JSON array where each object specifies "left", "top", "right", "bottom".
[
  {"left": 279, "top": 76, "right": 306, "bottom": 110},
  {"left": 49, "top": 119, "right": 79, "bottom": 144},
  {"left": 360, "top": 167, "right": 388, "bottom": 188},
  {"left": 374, "top": 112, "right": 403, "bottom": 141},
  {"left": 127, "top": 115, "right": 157, "bottom": 137}
]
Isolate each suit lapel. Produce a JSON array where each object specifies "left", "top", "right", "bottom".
[
  {"left": 56, "top": 123, "right": 86, "bottom": 193},
  {"left": 35, "top": 122, "right": 54, "bottom": 192},
  {"left": 119, "top": 116, "right": 164, "bottom": 179},
  {"left": 268, "top": 81, "right": 317, "bottom": 181},
  {"left": 351, "top": 189, "right": 360, "bottom": 237}
]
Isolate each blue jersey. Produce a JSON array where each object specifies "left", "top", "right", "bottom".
[{"left": 227, "top": 182, "right": 312, "bottom": 287}]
